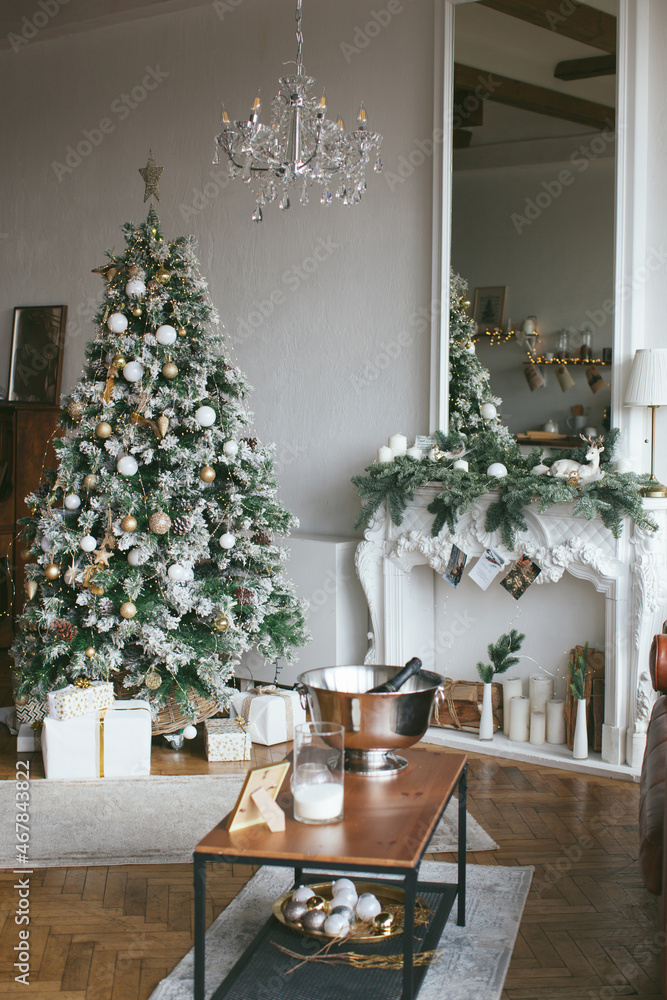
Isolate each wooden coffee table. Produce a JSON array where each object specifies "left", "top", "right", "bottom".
[{"left": 193, "top": 747, "right": 468, "bottom": 1000}]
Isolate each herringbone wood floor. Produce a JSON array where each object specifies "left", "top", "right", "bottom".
[{"left": 0, "top": 715, "right": 659, "bottom": 999}]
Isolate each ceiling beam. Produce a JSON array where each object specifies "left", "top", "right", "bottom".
[
  {"left": 554, "top": 54, "right": 616, "bottom": 80},
  {"left": 478, "top": 0, "right": 616, "bottom": 54},
  {"left": 455, "top": 63, "right": 615, "bottom": 130}
]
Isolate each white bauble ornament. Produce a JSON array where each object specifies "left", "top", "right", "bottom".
[
  {"left": 487, "top": 462, "right": 508, "bottom": 478},
  {"left": 195, "top": 405, "right": 216, "bottom": 428},
  {"left": 122, "top": 361, "right": 144, "bottom": 383},
  {"left": 480, "top": 402, "right": 498, "bottom": 420},
  {"left": 117, "top": 455, "right": 139, "bottom": 476},
  {"left": 167, "top": 563, "right": 187, "bottom": 582},
  {"left": 223, "top": 440, "right": 239, "bottom": 459},
  {"left": 64, "top": 493, "right": 81, "bottom": 511},
  {"left": 155, "top": 324, "right": 177, "bottom": 346},
  {"left": 40, "top": 536, "right": 52, "bottom": 552},
  {"left": 107, "top": 312, "right": 128, "bottom": 334},
  {"left": 292, "top": 886, "right": 315, "bottom": 903},
  {"left": 127, "top": 548, "right": 142, "bottom": 566},
  {"left": 355, "top": 893, "right": 382, "bottom": 921},
  {"left": 531, "top": 463, "right": 550, "bottom": 475},
  {"left": 80, "top": 534, "right": 97, "bottom": 552},
  {"left": 332, "top": 878, "right": 356, "bottom": 896},
  {"left": 125, "top": 278, "right": 146, "bottom": 298},
  {"left": 182, "top": 724, "right": 197, "bottom": 740},
  {"left": 184, "top": 566, "right": 195, "bottom": 581},
  {"left": 332, "top": 888, "right": 357, "bottom": 908},
  {"left": 219, "top": 532, "right": 236, "bottom": 550},
  {"left": 323, "top": 914, "right": 350, "bottom": 937}
]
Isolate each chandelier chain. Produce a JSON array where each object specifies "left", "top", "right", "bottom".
[{"left": 295, "top": 0, "right": 303, "bottom": 76}]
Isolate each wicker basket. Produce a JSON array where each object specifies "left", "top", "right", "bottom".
[{"left": 113, "top": 672, "right": 224, "bottom": 735}]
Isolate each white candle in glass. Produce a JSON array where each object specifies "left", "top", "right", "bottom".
[
  {"left": 546, "top": 699, "right": 567, "bottom": 744},
  {"left": 529, "top": 675, "right": 554, "bottom": 714},
  {"left": 406, "top": 446, "right": 423, "bottom": 459},
  {"left": 502, "top": 677, "right": 522, "bottom": 736},
  {"left": 530, "top": 710, "right": 546, "bottom": 745},
  {"left": 388, "top": 433, "right": 407, "bottom": 456},
  {"left": 293, "top": 783, "right": 344, "bottom": 822},
  {"left": 509, "top": 696, "right": 530, "bottom": 742},
  {"left": 453, "top": 459, "right": 469, "bottom": 471},
  {"left": 377, "top": 445, "right": 393, "bottom": 463}
]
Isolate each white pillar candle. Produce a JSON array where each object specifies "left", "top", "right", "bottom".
[
  {"left": 546, "top": 699, "right": 567, "bottom": 744},
  {"left": 529, "top": 675, "right": 554, "bottom": 714},
  {"left": 377, "top": 445, "right": 393, "bottom": 463},
  {"left": 293, "top": 783, "right": 344, "bottom": 822},
  {"left": 502, "top": 677, "right": 522, "bottom": 736},
  {"left": 388, "top": 433, "right": 407, "bottom": 456},
  {"left": 406, "top": 446, "right": 423, "bottom": 459},
  {"left": 453, "top": 459, "right": 469, "bottom": 471},
  {"left": 509, "top": 696, "right": 530, "bottom": 742},
  {"left": 530, "top": 710, "right": 546, "bottom": 746}
]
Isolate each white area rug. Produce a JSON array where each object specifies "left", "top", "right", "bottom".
[
  {"left": 0, "top": 774, "right": 496, "bottom": 868},
  {"left": 150, "top": 861, "right": 532, "bottom": 1000}
]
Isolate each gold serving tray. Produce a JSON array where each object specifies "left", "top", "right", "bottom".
[{"left": 272, "top": 880, "right": 429, "bottom": 944}]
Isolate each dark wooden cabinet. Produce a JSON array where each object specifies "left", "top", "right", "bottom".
[{"left": 0, "top": 404, "right": 61, "bottom": 651}]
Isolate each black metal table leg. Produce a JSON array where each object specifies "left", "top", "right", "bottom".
[
  {"left": 402, "top": 868, "right": 417, "bottom": 1000},
  {"left": 194, "top": 854, "right": 207, "bottom": 1000},
  {"left": 457, "top": 764, "right": 467, "bottom": 926}
]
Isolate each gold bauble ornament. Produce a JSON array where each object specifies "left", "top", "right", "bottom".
[
  {"left": 155, "top": 266, "right": 171, "bottom": 285},
  {"left": 156, "top": 415, "right": 169, "bottom": 438},
  {"left": 68, "top": 400, "right": 85, "bottom": 421},
  {"left": 96, "top": 421, "right": 113, "bottom": 439},
  {"left": 85, "top": 647, "right": 95, "bottom": 658},
  {"left": 148, "top": 511, "right": 171, "bottom": 534},
  {"left": 44, "top": 562, "right": 60, "bottom": 580},
  {"left": 200, "top": 465, "right": 216, "bottom": 483},
  {"left": 25, "top": 580, "right": 38, "bottom": 600},
  {"left": 121, "top": 514, "right": 137, "bottom": 532},
  {"left": 106, "top": 266, "right": 118, "bottom": 281},
  {"left": 214, "top": 613, "right": 230, "bottom": 632},
  {"left": 20, "top": 548, "right": 31, "bottom": 562},
  {"left": 83, "top": 474, "right": 98, "bottom": 490},
  {"left": 119, "top": 601, "right": 137, "bottom": 619},
  {"left": 462, "top": 298, "right": 471, "bottom": 309},
  {"left": 89, "top": 584, "right": 104, "bottom": 596},
  {"left": 112, "top": 354, "right": 127, "bottom": 368},
  {"left": 162, "top": 362, "right": 178, "bottom": 380},
  {"left": 144, "top": 669, "right": 162, "bottom": 690},
  {"left": 15, "top": 693, "right": 29, "bottom": 706},
  {"left": 131, "top": 304, "right": 143, "bottom": 317},
  {"left": 177, "top": 326, "right": 187, "bottom": 337}
]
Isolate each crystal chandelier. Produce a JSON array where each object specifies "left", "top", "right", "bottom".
[{"left": 213, "top": 0, "right": 383, "bottom": 222}]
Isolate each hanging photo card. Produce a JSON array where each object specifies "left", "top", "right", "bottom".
[
  {"left": 415, "top": 435, "right": 435, "bottom": 452},
  {"left": 500, "top": 555, "right": 542, "bottom": 600},
  {"left": 443, "top": 544, "right": 468, "bottom": 588},
  {"left": 468, "top": 548, "right": 507, "bottom": 591}
]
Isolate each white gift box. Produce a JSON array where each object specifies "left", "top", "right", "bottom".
[
  {"left": 229, "top": 686, "right": 306, "bottom": 745},
  {"left": 205, "top": 718, "right": 251, "bottom": 761},
  {"left": 48, "top": 681, "right": 115, "bottom": 721},
  {"left": 17, "top": 723, "right": 40, "bottom": 753},
  {"left": 41, "top": 700, "right": 151, "bottom": 779}
]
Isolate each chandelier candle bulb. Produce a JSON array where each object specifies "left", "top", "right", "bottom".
[
  {"left": 388, "top": 434, "right": 407, "bottom": 456},
  {"left": 377, "top": 446, "right": 393, "bottom": 463},
  {"left": 529, "top": 675, "right": 554, "bottom": 714},
  {"left": 546, "top": 699, "right": 567, "bottom": 744},
  {"left": 530, "top": 710, "right": 546, "bottom": 746},
  {"left": 509, "top": 696, "right": 530, "bottom": 742}
]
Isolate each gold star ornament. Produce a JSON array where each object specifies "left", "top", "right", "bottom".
[{"left": 138, "top": 150, "right": 163, "bottom": 203}]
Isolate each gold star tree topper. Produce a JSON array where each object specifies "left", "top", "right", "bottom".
[{"left": 138, "top": 150, "right": 163, "bottom": 203}]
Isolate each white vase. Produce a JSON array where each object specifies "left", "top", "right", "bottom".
[
  {"left": 573, "top": 698, "right": 588, "bottom": 759},
  {"left": 479, "top": 682, "right": 494, "bottom": 740}
]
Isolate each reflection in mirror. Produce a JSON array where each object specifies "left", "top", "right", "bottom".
[{"left": 450, "top": 0, "right": 617, "bottom": 446}]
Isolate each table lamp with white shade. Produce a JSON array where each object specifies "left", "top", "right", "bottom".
[{"left": 624, "top": 348, "right": 667, "bottom": 497}]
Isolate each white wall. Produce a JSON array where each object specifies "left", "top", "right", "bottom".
[
  {"left": 452, "top": 156, "right": 614, "bottom": 435},
  {"left": 0, "top": 0, "right": 436, "bottom": 536}
]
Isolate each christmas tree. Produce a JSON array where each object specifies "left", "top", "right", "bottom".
[
  {"left": 446, "top": 270, "right": 518, "bottom": 469},
  {"left": 12, "top": 162, "right": 308, "bottom": 715}
]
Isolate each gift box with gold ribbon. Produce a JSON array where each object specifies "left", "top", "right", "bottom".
[
  {"left": 47, "top": 679, "right": 115, "bottom": 721},
  {"left": 229, "top": 685, "right": 306, "bottom": 745},
  {"left": 205, "top": 718, "right": 251, "bottom": 761},
  {"left": 41, "top": 700, "right": 151, "bottom": 779}
]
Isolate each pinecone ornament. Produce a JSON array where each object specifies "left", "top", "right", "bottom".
[
  {"left": 92, "top": 359, "right": 109, "bottom": 380},
  {"left": 241, "top": 437, "right": 258, "bottom": 450},
  {"left": 53, "top": 619, "right": 77, "bottom": 642},
  {"left": 233, "top": 587, "right": 254, "bottom": 606},
  {"left": 251, "top": 531, "right": 271, "bottom": 546},
  {"left": 172, "top": 515, "right": 192, "bottom": 536}
]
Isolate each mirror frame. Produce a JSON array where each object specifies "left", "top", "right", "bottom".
[{"left": 431, "top": 0, "right": 647, "bottom": 457}]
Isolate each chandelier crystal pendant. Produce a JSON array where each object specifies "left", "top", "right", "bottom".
[{"left": 213, "top": 0, "right": 383, "bottom": 222}]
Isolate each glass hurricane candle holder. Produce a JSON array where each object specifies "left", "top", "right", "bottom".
[{"left": 292, "top": 722, "right": 344, "bottom": 824}]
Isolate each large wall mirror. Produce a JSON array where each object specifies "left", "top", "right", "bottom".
[{"left": 434, "top": 0, "right": 645, "bottom": 455}]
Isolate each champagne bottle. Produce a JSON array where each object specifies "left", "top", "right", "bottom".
[{"left": 367, "top": 657, "right": 422, "bottom": 694}]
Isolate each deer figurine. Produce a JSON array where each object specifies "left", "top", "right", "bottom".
[{"left": 548, "top": 435, "right": 605, "bottom": 484}]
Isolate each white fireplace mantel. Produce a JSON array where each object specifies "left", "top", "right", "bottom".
[{"left": 355, "top": 487, "right": 667, "bottom": 772}]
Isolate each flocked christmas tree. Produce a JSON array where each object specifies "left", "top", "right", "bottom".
[
  {"left": 11, "top": 157, "right": 308, "bottom": 715},
  {"left": 446, "top": 270, "right": 518, "bottom": 469}
]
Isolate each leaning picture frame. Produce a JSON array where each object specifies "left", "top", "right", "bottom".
[
  {"left": 472, "top": 287, "right": 507, "bottom": 333},
  {"left": 9, "top": 305, "right": 67, "bottom": 404}
]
